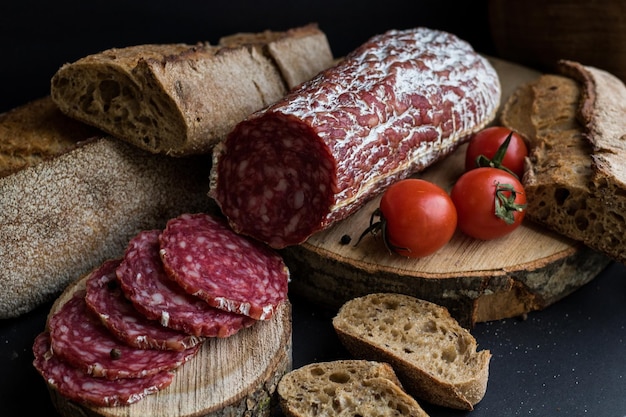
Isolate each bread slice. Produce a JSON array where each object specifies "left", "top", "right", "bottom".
[
  {"left": 332, "top": 293, "right": 491, "bottom": 411},
  {"left": 50, "top": 24, "right": 333, "bottom": 156},
  {"left": 277, "top": 360, "right": 430, "bottom": 417},
  {"left": 0, "top": 97, "right": 212, "bottom": 319},
  {"left": 501, "top": 60, "right": 626, "bottom": 263}
]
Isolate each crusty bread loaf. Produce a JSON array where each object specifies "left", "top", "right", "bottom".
[
  {"left": 277, "top": 360, "right": 430, "bottom": 417},
  {"left": 50, "top": 24, "right": 333, "bottom": 156},
  {"left": 332, "top": 293, "right": 491, "bottom": 411},
  {"left": 501, "top": 60, "right": 626, "bottom": 263},
  {"left": 217, "top": 24, "right": 333, "bottom": 90},
  {"left": 0, "top": 96, "right": 101, "bottom": 176},
  {"left": 0, "top": 97, "right": 213, "bottom": 319}
]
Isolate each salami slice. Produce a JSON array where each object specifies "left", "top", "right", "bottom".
[
  {"left": 159, "top": 213, "right": 289, "bottom": 320},
  {"left": 47, "top": 290, "right": 200, "bottom": 379},
  {"left": 209, "top": 27, "right": 501, "bottom": 248},
  {"left": 85, "top": 258, "right": 203, "bottom": 351},
  {"left": 117, "top": 229, "right": 256, "bottom": 336},
  {"left": 33, "top": 332, "right": 174, "bottom": 407}
]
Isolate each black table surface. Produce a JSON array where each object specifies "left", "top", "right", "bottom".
[{"left": 2, "top": 1, "right": 626, "bottom": 416}]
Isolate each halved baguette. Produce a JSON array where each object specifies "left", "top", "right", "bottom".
[
  {"left": 0, "top": 97, "right": 213, "bottom": 319},
  {"left": 277, "top": 360, "right": 430, "bottom": 417},
  {"left": 332, "top": 293, "right": 491, "bottom": 411},
  {"left": 501, "top": 60, "right": 626, "bottom": 263},
  {"left": 50, "top": 24, "right": 333, "bottom": 156}
]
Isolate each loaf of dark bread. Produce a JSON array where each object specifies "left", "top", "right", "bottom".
[
  {"left": 501, "top": 60, "right": 626, "bottom": 263},
  {"left": 50, "top": 24, "right": 334, "bottom": 156},
  {"left": 0, "top": 97, "right": 212, "bottom": 318}
]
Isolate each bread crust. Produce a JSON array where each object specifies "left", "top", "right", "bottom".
[
  {"left": 0, "top": 96, "right": 101, "bottom": 176},
  {"left": 277, "top": 360, "right": 429, "bottom": 417},
  {"left": 50, "top": 24, "right": 333, "bottom": 156},
  {"left": 501, "top": 60, "right": 626, "bottom": 263},
  {"left": 0, "top": 98, "right": 213, "bottom": 319},
  {"left": 332, "top": 293, "right": 491, "bottom": 411}
]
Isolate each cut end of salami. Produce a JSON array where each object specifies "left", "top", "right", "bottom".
[
  {"left": 85, "top": 258, "right": 204, "bottom": 351},
  {"left": 159, "top": 213, "right": 290, "bottom": 320},
  {"left": 117, "top": 229, "right": 257, "bottom": 337},
  {"left": 33, "top": 332, "right": 174, "bottom": 407},
  {"left": 209, "top": 27, "right": 501, "bottom": 249},
  {"left": 211, "top": 113, "right": 337, "bottom": 248},
  {"left": 48, "top": 290, "right": 200, "bottom": 379}
]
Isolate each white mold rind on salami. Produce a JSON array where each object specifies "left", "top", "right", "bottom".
[
  {"left": 159, "top": 213, "right": 290, "bottom": 320},
  {"left": 85, "top": 258, "right": 204, "bottom": 351},
  {"left": 210, "top": 27, "right": 501, "bottom": 248},
  {"left": 32, "top": 332, "right": 174, "bottom": 407}
]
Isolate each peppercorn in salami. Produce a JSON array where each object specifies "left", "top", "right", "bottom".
[
  {"left": 47, "top": 290, "right": 200, "bottom": 379},
  {"left": 33, "top": 332, "right": 175, "bottom": 406}
]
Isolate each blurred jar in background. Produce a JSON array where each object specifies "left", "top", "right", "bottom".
[{"left": 489, "top": 0, "right": 626, "bottom": 82}]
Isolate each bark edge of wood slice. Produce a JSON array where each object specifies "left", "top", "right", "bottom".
[
  {"left": 45, "top": 273, "right": 293, "bottom": 417},
  {"left": 280, "top": 57, "right": 612, "bottom": 328}
]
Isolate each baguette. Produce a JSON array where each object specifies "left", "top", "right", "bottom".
[
  {"left": 277, "top": 360, "right": 430, "bottom": 417},
  {"left": 501, "top": 60, "right": 626, "bottom": 263},
  {"left": 332, "top": 293, "right": 491, "bottom": 411},
  {"left": 50, "top": 24, "right": 333, "bottom": 156},
  {"left": 0, "top": 97, "right": 213, "bottom": 319}
]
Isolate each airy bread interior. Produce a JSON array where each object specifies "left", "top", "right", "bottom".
[
  {"left": 501, "top": 60, "right": 626, "bottom": 263},
  {"left": 277, "top": 360, "right": 429, "bottom": 417},
  {"left": 332, "top": 293, "right": 491, "bottom": 411},
  {"left": 50, "top": 24, "right": 333, "bottom": 156}
]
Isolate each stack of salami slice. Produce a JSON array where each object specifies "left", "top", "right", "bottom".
[{"left": 32, "top": 212, "right": 290, "bottom": 407}]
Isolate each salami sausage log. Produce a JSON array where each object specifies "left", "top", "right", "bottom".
[
  {"left": 47, "top": 290, "right": 200, "bottom": 379},
  {"left": 85, "top": 258, "right": 203, "bottom": 351},
  {"left": 159, "top": 213, "right": 289, "bottom": 320},
  {"left": 116, "top": 229, "right": 256, "bottom": 337},
  {"left": 33, "top": 332, "right": 174, "bottom": 407},
  {"left": 209, "top": 27, "right": 501, "bottom": 248}
]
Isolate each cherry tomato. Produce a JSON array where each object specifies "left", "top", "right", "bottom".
[
  {"left": 367, "top": 179, "right": 457, "bottom": 258},
  {"left": 465, "top": 126, "right": 528, "bottom": 179},
  {"left": 450, "top": 167, "right": 527, "bottom": 240}
]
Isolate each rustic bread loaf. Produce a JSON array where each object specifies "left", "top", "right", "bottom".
[
  {"left": 50, "top": 24, "right": 333, "bottom": 156},
  {"left": 217, "top": 24, "right": 333, "bottom": 90},
  {"left": 0, "top": 96, "right": 101, "bottom": 176},
  {"left": 0, "top": 97, "right": 213, "bottom": 319},
  {"left": 332, "top": 293, "right": 491, "bottom": 411},
  {"left": 501, "top": 60, "right": 626, "bottom": 263},
  {"left": 277, "top": 360, "right": 430, "bottom": 417}
]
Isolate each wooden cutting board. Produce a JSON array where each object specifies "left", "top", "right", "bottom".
[
  {"left": 45, "top": 273, "right": 292, "bottom": 417},
  {"left": 281, "top": 57, "right": 612, "bottom": 327}
]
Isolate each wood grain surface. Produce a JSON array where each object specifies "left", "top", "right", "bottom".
[
  {"left": 46, "top": 272, "right": 292, "bottom": 417},
  {"left": 281, "top": 57, "right": 612, "bottom": 327}
]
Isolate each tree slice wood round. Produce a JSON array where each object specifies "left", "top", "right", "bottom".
[
  {"left": 281, "top": 57, "right": 611, "bottom": 328},
  {"left": 44, "top": 271, "right": 292, "bottom": 417}
]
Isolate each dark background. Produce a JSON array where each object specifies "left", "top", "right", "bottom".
[
  {"left": 2, "top": 1, "right": 626, "bottom": 416},
  {"left": 0, "top": 0, "right": 497, "bottom": 113}
]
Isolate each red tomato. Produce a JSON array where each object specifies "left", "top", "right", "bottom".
[
  {"left": 376, "top": 179, "right": 457, "bottom": 258},
  {"left": 450, "top": 167, "right": 527, "bottom": 240},
  {"left": 465, "top": 126, "right": 528, "bottom": 179}
]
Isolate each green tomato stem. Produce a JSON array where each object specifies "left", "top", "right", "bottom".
[
  {"left": 494, "top": 182, "right": 527, "bottom": 224},
  {"left": 356, "top": 208, "right": 408, "bottom": 254},
  {"left": 475, "top": 131, "right": 519, "bottom": 179}
]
